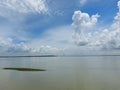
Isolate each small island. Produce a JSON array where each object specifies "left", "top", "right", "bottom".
[{"left": 3, "top": 67, "right": 46, "bottom": 71}]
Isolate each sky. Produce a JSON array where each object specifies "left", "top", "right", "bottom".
[{"left": 0, "top": 0, "right": 120, "bottom": 55}]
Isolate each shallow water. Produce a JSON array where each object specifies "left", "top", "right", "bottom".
[{"left": 0, "top": 56, "right": 120, "bottom": 90}]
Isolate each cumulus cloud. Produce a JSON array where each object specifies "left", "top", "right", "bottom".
[
  {"left": 0, "top": 0, "right": 48, "bottom": 17},
  {"left": 72, "top": 10, "right": 99, "bottom": 46},
  {"left": 72, "top": 0, "right": 120, "bottom": 50},
  {"left": 1, "top": 0, "right": 120, "bottom": 55},
  {"left": 72, "top": 11, "right": 99, "bottom": 30}
]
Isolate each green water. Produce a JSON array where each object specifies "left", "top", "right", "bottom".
[{"left": 0, "top": 56, "right": 120, "bottom": 90}]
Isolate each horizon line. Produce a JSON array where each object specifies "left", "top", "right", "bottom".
[{"left": 0, "top": 54, "right": 120, "bottom": 58}]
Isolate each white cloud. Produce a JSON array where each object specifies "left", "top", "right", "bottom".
[
  {"left": 72, "top": 0, "right": 120, "bottom": 50},
  {"left": 79, "top": 0, "right": 87, "bottom": 6},
  {"left": 0, "top": 26, "right": 74, "bottom": 55},
  {"left": 118, "top": 1, "right": 120, "bottom": 12},
  {"left": 72, "top": 10, "right": 99, "bottom": 46},
  {"left": 0, "top": 0, "right": 120, "bottom": 55},
  {"left": 0, "top": 37, "right": 30, "bottom": 55},
  {"left": 26, "top": 26, "right": 74, "bottom": 55},
  {"left": 28, "top": 26, "right": 73, "bottom": 47},
  {"left": 0, "top": 0, "right": 48, "bottom": 17},
  {"left": 0, "top": 37, "right": 60, "bottom": 55},
  {"left": 72, "top": 11, "right": 99, "bottom": 30},
  {"left": 79, "top": 0, "right": 100, "bottom": 6}
]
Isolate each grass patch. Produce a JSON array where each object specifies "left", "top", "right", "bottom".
[{"left": 3, "top": 67, "right": 46, "bottom": 71}]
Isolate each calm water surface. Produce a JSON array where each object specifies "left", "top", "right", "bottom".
[{"left": 0, "top": 56, "right": 120, "bottom": 90}]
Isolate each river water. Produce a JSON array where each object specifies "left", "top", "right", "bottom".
[{"left": 0, "top": 56, "right": 120, "bottom": 90}]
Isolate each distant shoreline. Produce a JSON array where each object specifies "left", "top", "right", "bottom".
[
  {"left": 0, "top": 55, "right": 120, "bottom": 58},
  {"left": 0, "top": 55, "right": 57, "bottom": 58}
]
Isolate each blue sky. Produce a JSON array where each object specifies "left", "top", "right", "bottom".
[
  {"left": 0, "top": 0, "right": 120, "bottom": 55},
  {"left": 20, "top": 0, "right": 118, "bottom": 33}
]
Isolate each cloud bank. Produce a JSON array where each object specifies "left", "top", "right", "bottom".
[
  {"left": 0, "top": 37, "right": 63, "bottom": 55},
  {"left": 0, "top": 26, "right": 72, "bottom": 56}
]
